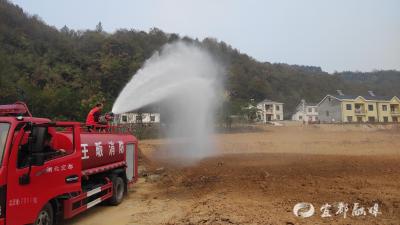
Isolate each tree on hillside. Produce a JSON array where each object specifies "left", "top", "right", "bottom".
[{"left": 96, "top": 22, "right": 103, "bottom": 33}]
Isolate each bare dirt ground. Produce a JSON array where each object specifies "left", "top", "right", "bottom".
[{"left": 64, "top": 123, "right": 400, "bottom": 225}]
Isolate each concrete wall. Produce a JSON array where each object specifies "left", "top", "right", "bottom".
[
  {"left": 292, "top": 106, "right": 318, "bottom": 122},
  {"left": 274, "top": 103, "right": 284, "bottom": 121},
  {"left": 377, "top": 102, "right": 392, "bottom": 122},
  {"left": 317, "top": 96, "right": 342, "bottom": 122}
]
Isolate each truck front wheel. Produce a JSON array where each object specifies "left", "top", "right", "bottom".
[
  {"left": 108, "top": 176, "right": 125, "bottom": 205},
  {"left": 35, "top": 203, "right": 54, "bottom": 225}
]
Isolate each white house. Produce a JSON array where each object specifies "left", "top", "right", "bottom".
[
  {"left": 117, "top": 112, "right": 160, "bottom": 124},
  {"left": 256, "top": 99, "right": 284, "bottom": 122},
  {"left": 292, "top": 99, "right": 319, "bottom": 122}
]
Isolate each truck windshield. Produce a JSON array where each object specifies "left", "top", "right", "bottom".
[{"left": 0, "top": 123, "right": 10, "bottom": 166}]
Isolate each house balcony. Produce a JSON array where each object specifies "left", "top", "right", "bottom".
[
  {"left": 390, "top": 104, "right": 399, "bottom": 114},
  {"left": 354, "top": 109, "right": 366, "bottom": 114},
  {"left": 265, "top": 109, "right": 273, "bottom": 114},
  {"left": 390, "top": 110, "right": 400, "bottom": 115}
]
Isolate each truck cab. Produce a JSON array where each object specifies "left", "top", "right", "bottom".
[{"left": 0, "top": 102, "right": 138, "bottom": 225}]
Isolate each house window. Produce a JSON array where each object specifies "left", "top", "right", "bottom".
[
  {"left": 122, "top": 115, "right": 127, "bottom": 123},
  {"left": 299, "top": 116, "right": 303, "bottom": 120},
  {"left": 368, "top": 104, "right": 374, "bottom": 111},
  {"left": 150, "top": 115, "right": 155, "bottom": 122},
  {"left": 276, "top": 105, "right": 280, "bottom": 111},
  {"left": 308, "top": 108, "right": 312, "bottom": 113},
  {"left": 346, "top": 104, "right": 352, "bottom": 110},
  {"left": 382, "top": 105, "right": 387, "bottom": 111},
  {"left": 393, "top": 117, "right": 399, "bottom": 122},
  {"left": 368, "top": 117, "right": 375, "bottom": 122},
  {"left": 357, "top": 116, "right": 363, "bottom": 122},
  {"left": 347, "top": 116, "right": 353, "bottom": 122},
  {"left": 390, "top": 105, "right": 398, "bottom": 113},
  {"left": 135, "top": 115, "right": 142, "bottom": 123},
  {"left": 383, "top": 116, "right": 388, "bottom": 122},
  {"left": 326, "top": 111, "right": 329, "bottom": 116}
]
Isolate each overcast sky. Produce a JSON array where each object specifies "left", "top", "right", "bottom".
[{"left": 10, "top": 0, "right": 400, "bottom": 73}]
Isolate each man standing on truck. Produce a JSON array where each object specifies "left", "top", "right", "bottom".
[{"left": 86, "top": 103, "right": 103, "bottom": 130}]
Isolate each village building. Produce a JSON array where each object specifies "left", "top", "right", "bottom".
[
  {"left": 256, "top": 99, "right": 284, "bottom": 122},
  {"left": 117, "top": 112, "right": 160, "bottom": 124},
  {"left": 116, "top": 105, "right": 161, "bottom": 124},
  {"left": 292, "top": 99, "right": 318, "bottom": 122},
  {"left": 317, "top": 90, "right": 400, "bottom": 123}
]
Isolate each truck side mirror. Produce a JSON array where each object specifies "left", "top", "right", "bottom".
[
  {"left": 19, "top": 126, "right": 47, "bottom": 186},
  {"left": 18, "top": 153, "right": 44, "bottom": 186}
]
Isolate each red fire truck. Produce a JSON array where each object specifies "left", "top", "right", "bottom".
[{"left": 0, "top": 102, "right": 138, "bottom": 225}]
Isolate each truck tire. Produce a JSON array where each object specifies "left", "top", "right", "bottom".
[
  {"left": 108, "top": 176, "right": 125, "bottom": 205},
  {"left": 35, "top": 203, "right": 54, "bottom": 225}
]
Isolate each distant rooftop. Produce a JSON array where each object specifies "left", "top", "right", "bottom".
[
  {"left": 300, "top": 99, "right": 318, "bottom": 106},
  {"left": 258, "top": 99, "right": 284, "bottom": 104},
  {"left": 331, "top": 95, "right": 394, "bottom": 101}
]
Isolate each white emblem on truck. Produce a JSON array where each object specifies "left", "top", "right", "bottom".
[
  {"left": 95, "top": 141, "right": 103, "bottom": 157},
  {"left": 108, "top": 141, "right": 115, "bottom": 156},
  {"left": 81, "top": 143, "right": 89, "bottom": 159},
  {"left": 118, "top": 141, "right": 124, "bottom": 154},
  {"left": 81, "top": 141, "right": 124, "bottom": 160}
]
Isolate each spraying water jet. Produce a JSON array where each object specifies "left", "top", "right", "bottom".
[{"left": 112, "top": 41, "right": 224, "bottom": 164}]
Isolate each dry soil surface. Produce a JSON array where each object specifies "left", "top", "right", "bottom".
[{"left": 64, "top": 124, "right": 400, "bottom": 225}]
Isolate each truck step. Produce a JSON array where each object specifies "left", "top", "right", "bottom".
[{"left": 63, "top": 179, "right": 113, "bottom": 219}]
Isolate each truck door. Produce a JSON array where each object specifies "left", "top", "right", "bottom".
[{"left": 6, "top": 125, "right": 82, "bottom": 225}]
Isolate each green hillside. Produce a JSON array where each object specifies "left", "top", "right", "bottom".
[{"left": 1, "top": 0, "right": 399, "bottom": 120}]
